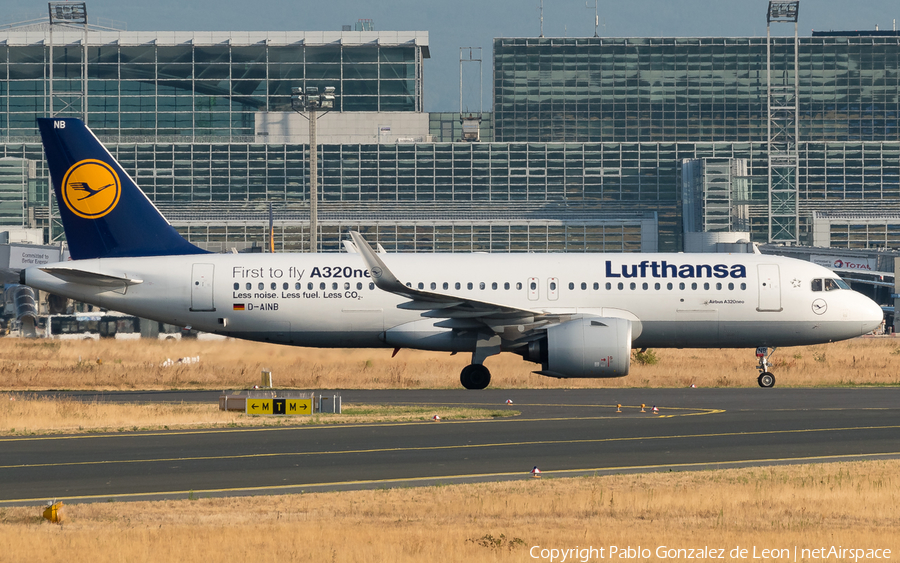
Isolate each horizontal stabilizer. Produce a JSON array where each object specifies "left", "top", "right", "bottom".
[{"left": 40, "top": 267, "right": 143, "bottom": 289}]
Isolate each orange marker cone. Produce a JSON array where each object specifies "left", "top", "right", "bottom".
[
  {"left": 531, "top": 466, "right": 541, "bottom": 478},
  {"left": 640, "top": 403, "right": 646, "bottom": 413},
  {"left": 616, "top": 403, "right": 622, "bottom": 413}
]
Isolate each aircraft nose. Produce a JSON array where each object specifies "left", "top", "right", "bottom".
[{"left": 859, "top": 295, "right": 884, "bottom": 334}]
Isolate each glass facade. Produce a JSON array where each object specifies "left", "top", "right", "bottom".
[
  {"left": 3, "top": 28, "right": 899, "bottom": 253},
  {"left": 494, "top": 36, "right": 900, "bottom": 144},
  {"left": 168, "top": 218, "right": 653, "bottom": 254},
  {"left": 0, "top": 139, "right": 658, "bottom": 251},
  {"left": 428, "top": 112, "right": 494, "bottom": 142},
  {"left": 0, "top": 31, "right": 427, "bottom": 139},
  {"left": 492, "top": 35, "right": 900, "bottom": 248}
]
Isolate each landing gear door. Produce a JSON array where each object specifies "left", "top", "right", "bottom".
[
  {"left": 191, "top": 263, "right": 216, "bottom": 312},
  {"left": 756, "top": 264, "right": 782, "bottom": 312},
  {"left": 527, "top": 277, "right": 539, "bottom": 301}
]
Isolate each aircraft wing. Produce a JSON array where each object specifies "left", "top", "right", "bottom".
[{"left": 349, "top": 231, "right": 568, "bottom": 341}]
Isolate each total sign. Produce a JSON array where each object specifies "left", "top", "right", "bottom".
[{"left": 811, "top": 254, "right": 877, "bottom": 273}]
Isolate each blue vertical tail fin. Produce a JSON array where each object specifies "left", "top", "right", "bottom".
[{"left": 37, "top": 117, "right": 208, "bottom": 260}]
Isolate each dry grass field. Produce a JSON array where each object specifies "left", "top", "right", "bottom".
[
  {"left": 0, "top": 396, "right": 512, "bottom": 436},
  {"left": 0, "top": 460, "right": 897, "bottom": 562},
  {"left": 1, "top": 337, "right": 898, "bottom": 561},
  {"left": 0, "top": 335, "right": 897, "bottom": 391}
]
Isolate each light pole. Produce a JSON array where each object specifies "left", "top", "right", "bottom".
[{"left": 291, "top": 86, "right": 335, "bottom": 253}]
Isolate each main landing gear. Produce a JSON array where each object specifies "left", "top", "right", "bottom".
[
  {"left": 460, "top": 364, "right": 491, "bottom": 390},
  {"left": 755, "top": 346, "right": 776, "bottom": 388},
  {"left": 460, "top": 333, "right": 500, "bottom": 390}
]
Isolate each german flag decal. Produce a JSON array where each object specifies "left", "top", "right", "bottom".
[{"left": 233, "top": 303, "right": 245, "bottom": 311}]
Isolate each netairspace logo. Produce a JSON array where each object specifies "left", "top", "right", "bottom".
[{"left": 529, "top": 545, "right": 892, "bottom": 562}]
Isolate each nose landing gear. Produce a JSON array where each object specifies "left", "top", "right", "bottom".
[{"left": 756, "top": 346, "right": 776, "bottom": 388}]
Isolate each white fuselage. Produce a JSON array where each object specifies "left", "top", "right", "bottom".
[{"left": 24, "top": 252, "right": 883, "bottom": 353}]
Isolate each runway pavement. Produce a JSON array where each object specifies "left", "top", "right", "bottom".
[{"left": 2, "top": 388, "right": 899, "bottom": 505}]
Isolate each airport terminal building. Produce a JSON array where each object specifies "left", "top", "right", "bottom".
[{"left": 0, "top": 8, "right": 899, "bottom": 254}]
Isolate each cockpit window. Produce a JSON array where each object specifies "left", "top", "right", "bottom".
[{"left": 814, "top": 277, "right": 848, "bottom": 291}]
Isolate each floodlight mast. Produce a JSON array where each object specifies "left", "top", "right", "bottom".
[
  {"left": 291, "top": 86, "right": 335, "bottom": 253},
  {"left": 48, "top": 1, "right": 89, "bottom": 245},
  {"left": 766, "top": 1, "right": 800, "bottom": 244}
]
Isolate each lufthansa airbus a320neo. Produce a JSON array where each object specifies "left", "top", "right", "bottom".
[{"left": 23, "top": 118, "right": 883, "bottom": 389}]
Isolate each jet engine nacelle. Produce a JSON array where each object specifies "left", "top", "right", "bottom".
[{"left": 542, "top": 317, "right": 632, "bottom": 378}]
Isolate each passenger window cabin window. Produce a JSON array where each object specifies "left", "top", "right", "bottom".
[
  {"left": 679, "top": 282, "right": 686, "bottom": 290},
  {"left": 654, "top": 282, "right": 661, "bottom": 290},
  {"left": 430, "top": 282, "right": 436, "bottom": 290},
  {"left": 455, "top": 282, "right": 461, "bottom": 290},
  {"left": 516, "top": 282, "right": 523, "bottom": 290},
  {"left": 581, "top": 282, "right": 587, "bottom": 290},
  {"left": 332, "top": 283, "right": 338, "bottom": 290},
  {"left": 606, "top": 282, "right": 612, "bottom": 290},
  {"left": 233, "top": 283, "right": 239, "bottom": 290},
  {"left": 406, "top": 282, "right": 412, "bottom": 288},
  {"left": 369, "top": 283, "right": 375, "bottom": 290},
  {"left": 258, "top": 283, "right": 264, "bottom": 290},
  {"left": 691, "top": 282, "right": 697, "bottom": 290},
  {"left": 308, "top": 282, "right": 313, "bottom": 290},
  {"left": 468, "top": 282, "right": 474, "bottom": 290},
  {"left": 504, "top": 282, "right": 510, "bottom": 290},
  {"left": 443, "top": 282, "right": 449, "bottom": 290},
  {"left": 418, "top": 282, "right": 424, "bottom": 290},
  {"left": 357, "top": 282, "right": 362, "bottom": 290},
  {"left": 271, "top": 282, "right": 277, "bottom": 290},
  {"left": 344, "top": 282, "right": 350, "bottom": 290},
  {"left": 630, "top": 282, "right": 636, "bottom": 290},
  {"left": 492, "top": 282, "right": 498, "bottom": 290},
  {"left": 296, "top": 283, "right": 302, "bottom": 290},
  {"left": 617, "top": 282, "right": 624, "bottom": 290},
  {"left": 320, "top": 282, "right": 326, "bottom": 290},
  {"left": 479, "top": 282, "right": 486, "bottom": 290},
  {"left": 642, "top": 282, "right": 648, "bottom": 290},
  {"left": 728, "top": 282, "right": 734, "bottom": 290},
  {"left": 703, "top": 282, "right": 709, "bottom": 290},
  {"left": 716, "top": 282, "right": 722, "bottom": 290},
  {"left": 246, "top": 283, "right": 252, "bottom": 290},
  {"left": 667, "top": 282, "right": 673, "bottom": 290},
  {"left": 740, "top": 283, "right": 747, "bottom": 290},
  {"left": 530, "top": 281, "right": 536, "bottom": 290},
  {"left": 593, "top": 282, "right": 599, "bottom": 290}
]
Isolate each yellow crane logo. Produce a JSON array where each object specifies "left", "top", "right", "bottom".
[{"left": 61, "top": 159, "right": 121, "bottom": 219}]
